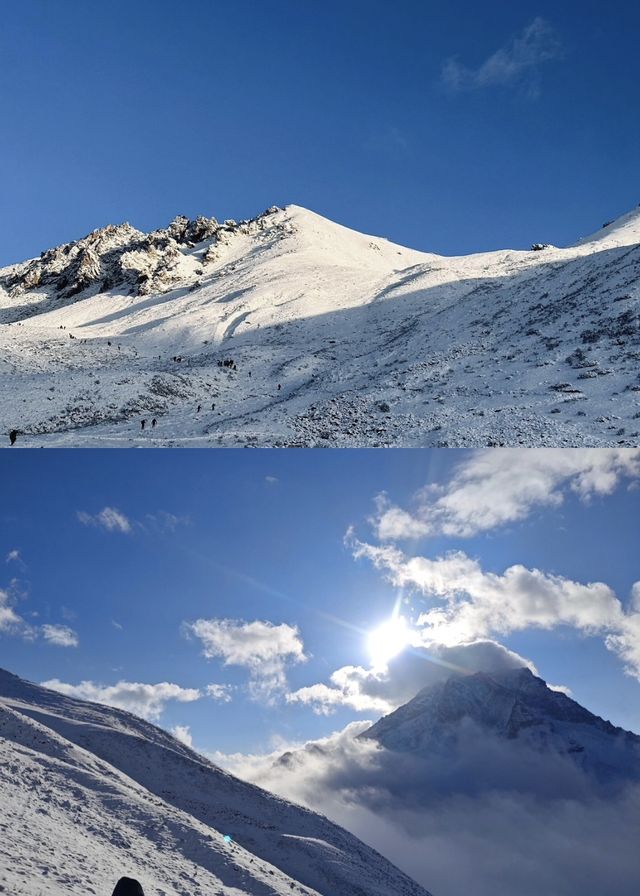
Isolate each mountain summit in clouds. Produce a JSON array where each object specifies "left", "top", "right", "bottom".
[
  {"left": 0, "top": 666, "right": 431, "bottom": 896},
  {"left": 1, "top": 203, "right": 640, "bottom": 447},
  {"left": 360, "top": 667, "right": 640, "bottom": 786},
  {"left": 255, "top": 664, "right": 640, "bottom": 896}
]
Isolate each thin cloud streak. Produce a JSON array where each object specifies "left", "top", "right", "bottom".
[{"left": 442, "top": 17, "right": 563, "bottom": 96}]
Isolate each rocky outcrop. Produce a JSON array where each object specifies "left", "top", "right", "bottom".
[{"left": 1, "top": 207, "right": 283, "bottom": 301}]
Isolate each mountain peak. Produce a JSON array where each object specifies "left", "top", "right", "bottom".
[
  {"left": 360, "top": 667, "right": 640, "bottom": 782},
  {"left": 1, "top": 200, "right": 640, "bottom": 446}
]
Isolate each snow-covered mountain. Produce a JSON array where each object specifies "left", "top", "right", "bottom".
[
  {"left": 0, "top": 667, "right": 431, "bottom": 896},
  {"left": 262, "top": 668, "right": 640, "bottom": 896},
  {"left": 359, "top": 667, "right": 640, "bottom": 785},
  {"left": 1, "top": 203, "right": 640, "bottom": 447}
]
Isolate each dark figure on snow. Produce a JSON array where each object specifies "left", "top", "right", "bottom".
[
  {"left": 141, "top": 419, "right": 146, "bottom": 431},
  {"left": 151, "top": 418, "right": 157, "bottom": 428},
  {"left": 9, "top": 429, "right": 18, "bottom": 446},
  {"left": 211, "top": 402, "right": 215, "bottom": 410},
  {"left": 111, "top": 878, "right": 144, "bottom": 896},
  {"left": 107, "top": 341, "right": 111, "bottom": 346},
  {"left": 197, "top": 405, "right": 201, "bottom": 413},
  {"left": 277, "top": 384, "right": 281, "bottom": 391}
]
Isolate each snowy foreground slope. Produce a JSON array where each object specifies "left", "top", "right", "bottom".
[
  {"left": 0, "top": 668, "right": 431, "bottom": 896},
  {"left": 1, "top": 204, "right": 640, "bottom": 447}
]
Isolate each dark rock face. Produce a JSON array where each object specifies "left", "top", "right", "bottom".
[{"left": 111, "top": 877, "right": 144, "bottom": 896}]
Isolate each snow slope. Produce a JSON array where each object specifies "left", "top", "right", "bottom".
[
  {"left": 2, "top": 204, "right": 640, "bottom": 447},
  {"left": 360, "top": 667, "right": 640, "bottom": 785},
  {"left": 0, "top": 667, "right": 431, "bottom": 896}
]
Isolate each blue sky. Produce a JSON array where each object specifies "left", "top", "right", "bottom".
[
  {"left": 1, "top": 1, "right": 638, "bottom": 265},
  {"left": 1, "top": 448, "right": 640, "bottom": 756}
]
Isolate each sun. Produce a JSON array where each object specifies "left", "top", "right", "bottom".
[{"left": 367, "top": 615, "right": 411, "bottom": 667}]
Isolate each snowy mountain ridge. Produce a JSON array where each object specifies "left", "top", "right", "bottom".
[
  {"left": 0, "top": 667, "right": 431, "bottom": 896},
  {"left": 359, "top": 666, "right": 640, "bottom": 783},
  {"left": 2, "top": 203, "right": 640, "bottom": 447}
]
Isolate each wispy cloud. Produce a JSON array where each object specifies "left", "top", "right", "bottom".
[
  {"left": 144, "top": 510, "right": 191, "bottom": 533},
  {"left": 41, "top": 624, "right": 79, "bottom": 648},
  {"left": 41, "top": 679, "right": 202, "bottom": 721},
  {"left": 171, "top": 724, "right": 193, "bottom": 747},
  {"left": 205, "top": 683, "right": 234, "bottom": 703},
  {"left": 0, "top": 587, "right": 77, "bottom": 646},
  {"left": 442, "top": 18, "right": 562, "bottom": 97},
  {"left": 184, "top": 618, "right": 307, "bottom": 699},
  {"left": 77, "top": 507, "right": 132, "bottom": 533},
  {"left": 5, "top": 549, "right": 21, "bottom": 564},
  {"left": 371, "top": 448, "right": 640, "bottom": 540},
  {"left": 77, "top": 506, "right": 190, "bottom": 535},
  {"left": 0, "top": 588, "right": 25, "bottom": 634}
]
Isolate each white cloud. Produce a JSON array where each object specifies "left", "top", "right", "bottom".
[
  {"left": 41, "top": 624, "right": 79, "bottom": 648},
  {"left": 0, "top": 588, "right": 24, "bottom": 633},
  {"left": 205, "top": 683, "right": 233, "bottom": 703},
  {"left": 77, "top": 506, "right": 132, "bottom": 533},
  {"left": 5, "top": 549, "right": 21, "bottom": 564},
  {"left": 287, "top": 680, "right": 390, "bottom": 715},
  {"left": 372, "top": 448, "right": 640, "bottom": 540},
  {"left": 213, "top": 720, "right": 373, "bottom": 782},
  {"left": 184, "top": 618, "right": 307, "bottom": 698},
  {"left": 265, "top": 475, "right": 279, "bottom": 485},
  {"left": 547, "top": 682, "right": 573, "bottom": 697},
  {"left": 442, "top": 17, "right": 562, "bottom": 95},
  {"left": 41, "top": 679, "right": 201, "bottom": 721},
  {"left": 226, "top": 721, "right": 640, "bottom": 896},
  {"left": 351, "top": 537, "right": 640, "bottom": 679},
  {"left": 171, "top": 724, "right": 193, "bottom": 747},
  {"left": 287, "top": 640, "right": 533, "bottom": 716},
  {"left": 144, "top": 511, "right": 190, "bottom": 533},
  {"left": 77, "top": 507, "right": 189, "bottom": 535}
]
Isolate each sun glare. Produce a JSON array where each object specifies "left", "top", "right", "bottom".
[{"left": 367, "top": 615, "right": 411, "bottom": 667}]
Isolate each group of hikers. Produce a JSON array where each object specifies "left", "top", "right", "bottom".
[
  {"left": 7, "top": 352, "right": 287, "bottom": 443},
  {"left": 139, "top": 401, "right": 217, "bottom": 431}
]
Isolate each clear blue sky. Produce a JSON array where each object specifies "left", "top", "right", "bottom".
[
  {"left": 1, "top": 1, "right": 638, "bottom": 266},
  {"left": 1, "top": 449, "right": 640, "bottom": 756}
]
